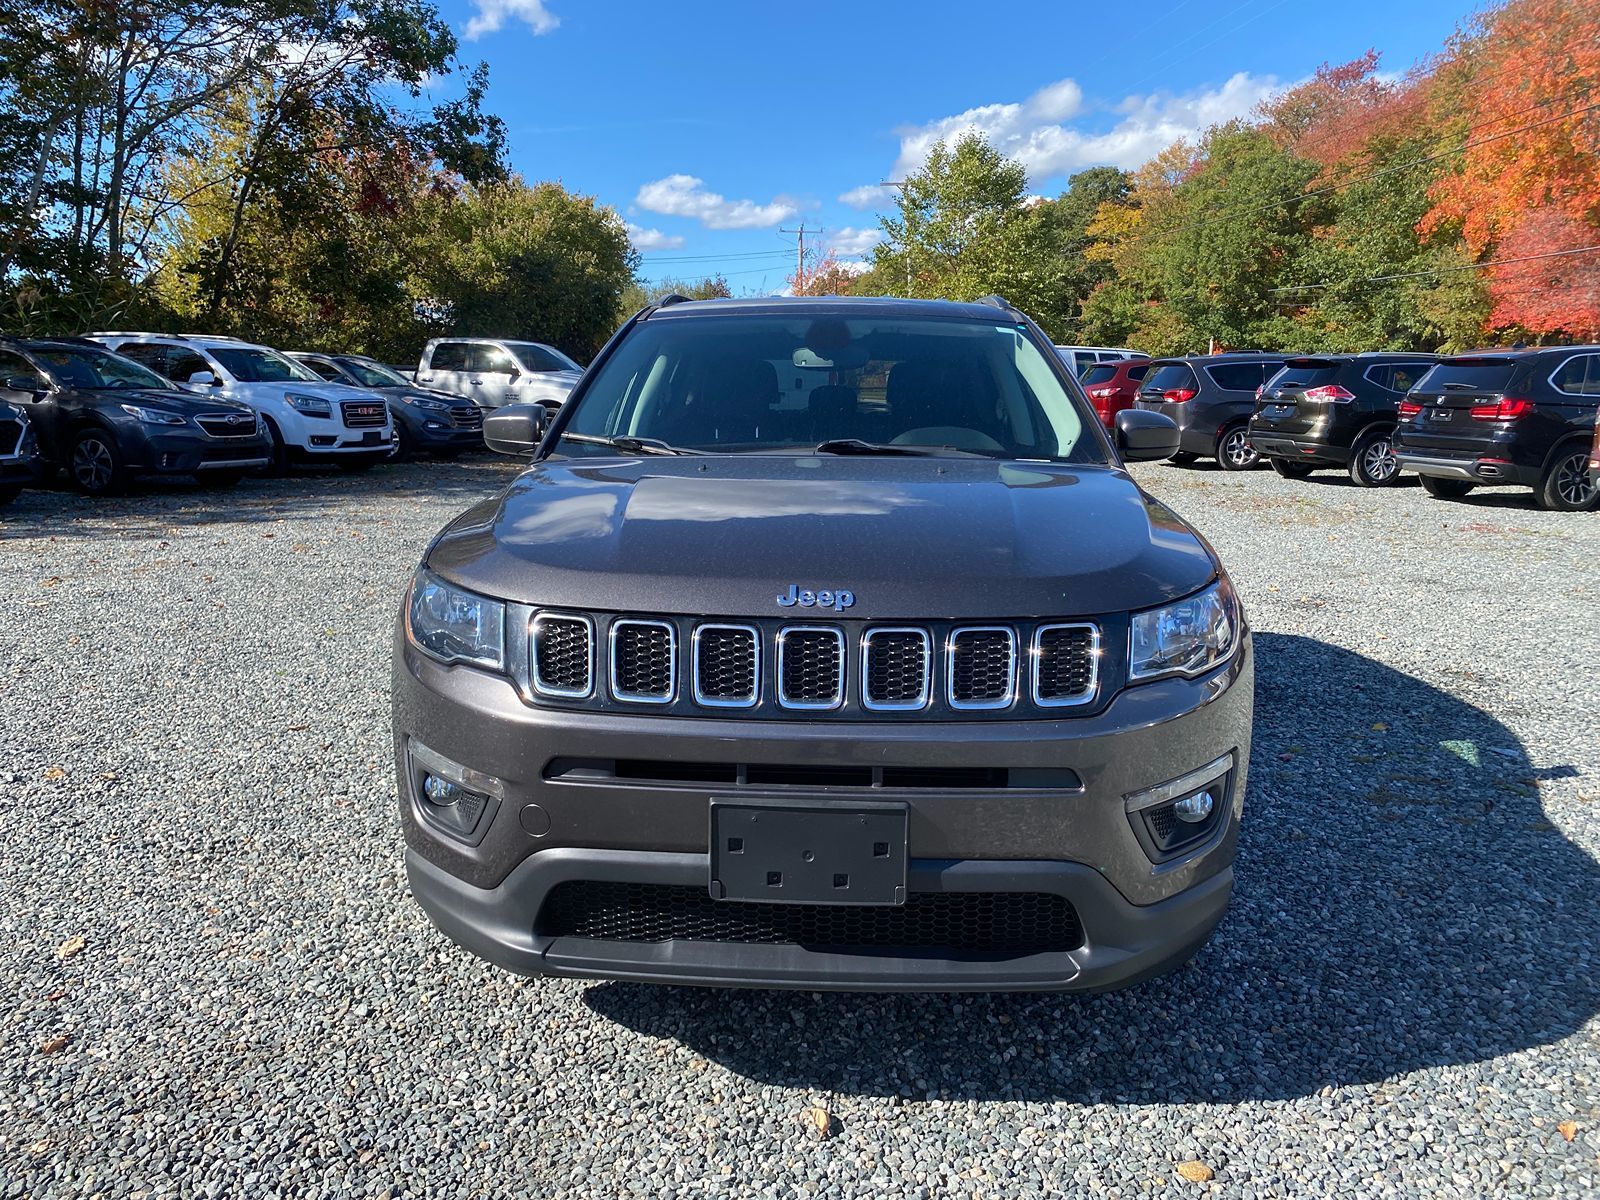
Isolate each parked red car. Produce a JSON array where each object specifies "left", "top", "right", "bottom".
[{"left": 1080, "top": 357, "right": 1152, "bottom": 429}]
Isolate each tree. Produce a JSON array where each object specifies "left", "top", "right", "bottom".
[{"left": 1033, "top": 166, "right": 1132, "bottom": 333}]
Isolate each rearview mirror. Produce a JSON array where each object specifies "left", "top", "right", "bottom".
[
  {"left": 1114, "top": 408, "right": 1181, "bottom": 462},
  {"left": 483, "top": 402, "right": 545, "bottom": 456},
  {"left": 187, "top": 370, "right": 220, "bottom": 387}
]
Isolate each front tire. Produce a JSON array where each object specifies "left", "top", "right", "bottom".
[
  {"left": 1348, "top": 429, "right": 1402, "bottom": 487},
  {"left": 1420, "top": 475, "right": 1475, "bottom": 500},
  {"left": 390, "top": 421, "right": 412, "bottom": 461},
  {"left": 1269, "top": 458, "right": 1315, "bottom": 479},
  {"left": 1538, "top": 446, "right": 1599, "bottom": 512},
  {"left": 70, "top": 428, "right": 128, "bottom": 496},
  {"left": 1215, "top": 424, "right": 1259, "bottom": 471},
  {"left": 261, "top": 415, "right": 289, "bottom": 475},
  {"left": 1167, "top": 452, "right": 1199, "bottom": 466}
]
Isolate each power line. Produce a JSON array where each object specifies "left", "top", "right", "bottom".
[
  {"left": 1270, "top": 244, "right": 1600, "bottom": 294},
  {"left": 638, "top": 249, "right": 795, "bottom": 262}
]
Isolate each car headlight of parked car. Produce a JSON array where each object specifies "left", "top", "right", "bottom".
[
  {"left": 400, "top": 393, "right": 449, "bottom": 410},
  {"left": 287, "top": 393, "right": 333, "bottom": 418},
  {"left": 406, "top": 569, "right": 505, "bottom": 670},
  {"left": 1130, "top": 579, "right": 1241, "bottom": 681},
  {"left": 119, "top": 403, "right": 188, "bottom": 426}
]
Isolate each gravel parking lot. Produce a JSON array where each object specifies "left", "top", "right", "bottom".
[{"left": 2, "top": 459, "right": 1597, "bottom": 1199}]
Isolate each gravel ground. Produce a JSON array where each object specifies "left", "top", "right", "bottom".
[{"left": 1, "top": 456, "right": 1597, "bottom": 1199}]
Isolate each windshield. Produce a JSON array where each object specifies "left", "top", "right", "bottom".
[
  {"left": 211, "top": 346, "right": 321, "bottom": 384},
  {"left": 32, "top": 345, "right": 173, "bottom": 391},
  {"left": 343, "top": 359, "right": 408, "bottom": 387},
  {"left": 505, "top": 341, "right": 581, "bottom": 373},
  {"left": 556, "top": 314, "right": 1099, "bottom": 461}
]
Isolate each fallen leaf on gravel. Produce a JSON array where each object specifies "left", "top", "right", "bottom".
[
  {"left": 287, "top": 723, "right": 310, "bottom": 732},
  {"left": 1176, "top": 1160, "right": 1213, "bottom": 1183},
  {"left": 40, "top": 576, "right": 61, "bottom": 586},
  {"left": 1558, "top": 1121, "right": 1578, "bottom": 1141},
  {"left": 803, "top": 1105, "right": 833, "bottom": 1140},
  {"left": 39, "top": 1035, "right": 70, "bottom": 1055},
  {"left": 29, "top": 1138, "right": 53, "bottom": 1155},
  {"left": 1371, "top": 722, "right": 1388, "bottom": 731},
  {"left": 57, "top": 935, "right": 86, "bottom": 960},
  {"left": 45, "top": 989, "right": 66, "bottom": 1002},
  {"left": 99, "top": 771, "right": 117, "bottom": 781},
  {"left": 44, "top": 766, "right": 67, "bottom": 782}
]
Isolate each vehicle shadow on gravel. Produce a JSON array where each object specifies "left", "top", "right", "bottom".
[
  {"left": 0, "top": 456, "right": 520, "bottom": 539},
  {"left": 586, "top": 633, "right": 1600, "bottom": 1104}
]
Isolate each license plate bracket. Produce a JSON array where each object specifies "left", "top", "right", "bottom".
[{"left": 709, "top": 799, "right": 908, "bottom": 906}]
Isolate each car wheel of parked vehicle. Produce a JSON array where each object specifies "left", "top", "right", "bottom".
[
  {"left": 390, "top": 423, "right": 412, "bottom": 461},
  {"left": 1348, "top": 430, "right": 1401, "bottom": 487},
  {"left": 70, "top": 428, "right": 127, "bottom": 496},
  {"left": 1215, "top": 425, "right": 1258, "bottom": 471},
  {"left": 260, "top": 415, "right": 289, "bottom": 475},
  {"left": 1167, "top": 452, "right": 1199, "bottom": 466},
  {"left": 1538, "top": 446, "right": 1600, "bottom": 512},
  {"left": 1269, "top": 458, "right": 1315, "bottom": 479},
  {"left": 1419, "top": 475, "right": 1475, "bottom": 500}
]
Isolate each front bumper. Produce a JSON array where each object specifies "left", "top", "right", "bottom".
[
  {"left": 396, "top": 407, "right": 484, "bottom": 449},
  {"left": 129, "top": 426, "right": 273, "bottom": 474},
  {"left": 393, "top": 630, "right": 1252, "bottom": 991}
]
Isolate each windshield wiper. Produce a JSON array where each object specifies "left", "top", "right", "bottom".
[
  {"left": 560, "top": 432, "right": 705, "bottom": 456},
  {"left": 811, "top": 438, "right": 989, "bottom": 458}
]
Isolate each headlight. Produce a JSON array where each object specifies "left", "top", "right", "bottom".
[
  {"left": 120, "top": 404, "right": 187, "bottom": 426},
  {"left": 406, "top": 569, "right": 505, "bottom": 670},
  {"left": 401, "top": 393, "right": 448, "bottom": 410},
  {"left": 287, "top": 393, "right": 332, "bottom": 418},
  {"left": 1130, "top": 579, "right": 1241, "bottom": 681}
]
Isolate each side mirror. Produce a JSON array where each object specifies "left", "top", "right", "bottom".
[
  {"left": 187, "top": 370, "right": 220, "bottom": 387},
  {"left": 506, "top": 368, "right": 521, "bottom": 382},
  {"left": 3, "top": 375, "right": 45, "bottom": 394},
  {"left": 483, "top": 402, "right": 546, "bottom": 456},
  {"left": 1114, "top": 408, "right": 1181, "bottom": 462}
]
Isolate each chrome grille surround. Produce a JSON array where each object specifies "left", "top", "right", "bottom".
[
  {"left": 1031, "top": 622, "right": 1101, "bottom": 707},
  {"left": 860, "top": 627, "right": 932, "bottom": 711},
  {"left": 776, "top": 625, "right": 845, "bottom": 710},
  {"left": 609, "top": 618, "right": 677, "bottom": 704},
  {"left": 946, "top": 626, "right": 1018, "bottom": 711},
  {"left": 530, "top": 613, "right": 594, "bottom": 699},
  {"left": 341, "top": 399, "right": 388, "bottom": 428},
  {"left": 692, "top": 623, "right": 759, "bottom": 708}
]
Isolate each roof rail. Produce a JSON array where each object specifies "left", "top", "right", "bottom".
[
  {"left": 655, "top": 293, "right": 693, "bottom": 307},
  {"left": 974, "top": 294, "right": 1016, "bottom": 312}
]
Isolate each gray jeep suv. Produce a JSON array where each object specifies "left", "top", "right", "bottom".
[{"left": 393, "top": 296, "right": 1254, "bottom": 991}]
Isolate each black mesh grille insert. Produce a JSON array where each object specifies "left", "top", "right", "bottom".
[
  {"left": 532, "top": 616, "right": 592, "bottom": 696},
  {"left": 196, "top": 414, "right": 256, "bottom": 437},
  {"left": 1035, "top": 625, "right": 1096, "bottom": 702},
  {"left": 949, "top": 629, "right": 1015, "bottom": 706},
  {"left": 612, "top": 621, "right": 674, "bottom": 700},
  {"left": 863, "top": 630, "right": 929, "bottom": 708},
  {"left": 779, "top": 629, "right": 842, "bottom": 706},
  {"left": 539, "top": 882, "right": 1083, "bottom": 955},
  {"left": 694, "top": 626, "right": 757, "bottom": 703}
]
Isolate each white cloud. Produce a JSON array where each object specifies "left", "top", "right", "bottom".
[
  {"left": 856, "top": 72, "right": 1287, "bottom": 196},
  {"left": 463, "top": 0, "right": 559, "bottom": 40},
  {"left": 634, "top": 174, "right": 799, "bottom": 230},
  {"left": 625, "top": 222, "right": 685, "bottom": 252},
  {"left": 839, "top": 183, "right": 893, "bottom": 209},
  {"left": 828, "top": 226, "right": 881, "bottom": 257}
]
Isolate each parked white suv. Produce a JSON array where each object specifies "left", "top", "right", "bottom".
[
  {"left": 1054, "top": 345, "right": 1147, "bottom": 377},
  {"left": 86, "top": 334, "right": 394, "bottom": 470},
  {"left": 414, "top": 338, "right": 582, "bottom": 412}
]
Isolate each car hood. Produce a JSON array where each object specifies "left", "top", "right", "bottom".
[
  {"left": 368, "top": 384, "right": 470, "bottom": 404},
  {"left": 211, "top": 380, "right": 384, "bottom": 402},
  {"left": 91, "top": 387, "right": 254, "bottom": 416},
  {"left": 426, "top": 456, "right": 1219, "bottom": 619}
]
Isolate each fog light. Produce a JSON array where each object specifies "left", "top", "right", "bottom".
[
  {"left": 1174, "top": 790, "right": 1214, "bottom": 823},
  {"left": 422, "top": 773, "right": 461, "bottom": 807},
  {"left": 408, "top": 740, "right": 502, "bottom": 845}
]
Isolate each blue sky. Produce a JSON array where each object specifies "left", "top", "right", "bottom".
[{"left": 430, "top": 0, "right": 1479, "bottom": 290}]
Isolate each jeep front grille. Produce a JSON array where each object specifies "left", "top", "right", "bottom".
[
  {"left": 693, "top": 624, "right": 758, "bottom": 707},
  {"left": 531, "top": 614, "right": 593, "bottom": 698},
  {"left": 947, "top": 627, "right": 1017, "bottom": 709},
  {"left": 777, "top": 627, "right": 844, "bottom": 709},
  {"left": 1033, "top": 623, "right": 1099, "bottom": 705},
  {"left": 861, "top": 628, "right": 931, "bottom": 710},
  {"left": 610, "top": 619, "right": 675, "bottom": 703}
]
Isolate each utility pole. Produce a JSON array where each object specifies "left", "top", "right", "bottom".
[{"left": 780, "top": 223, "right": 822, "bottom": 291}]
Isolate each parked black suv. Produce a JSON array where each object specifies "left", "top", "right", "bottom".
[
  {"left": 289, "top": 352, "right": 484, "bottom": 459},
  {"left": 0, "top": 338, "right": 271, "bottom": 495},
  {"left": 1248, "top": 353, "right": 1437, "bottom": 486},
  {"left": 1134, "top": 352, "right": 1288, "bottom": 470},
  {"left": 393, "top": 296, "right": 1254, "bottom": 992},
  {"left": 0, "top": 397, "right": 41, "bottom": 503},
  {"left": 1394, "top": 347, "right": 1600, "bottom": 511}
]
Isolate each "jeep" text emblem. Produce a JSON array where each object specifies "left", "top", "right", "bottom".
[{"left": 776, "top": 584, "right": 855, "bottom": 612}]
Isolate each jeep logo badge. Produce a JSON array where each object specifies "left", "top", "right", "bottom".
[{"left": 776, "top": 584, "right": 855, "bottom": 612}]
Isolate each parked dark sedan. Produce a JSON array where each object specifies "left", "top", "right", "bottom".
[
  {"left": 289, "top": 352, "right": 484, "bottom": 459},
  {"left": 0, "top": 397, "right": 41, "bottom": 503},
  {"left": 0, "top": 338, "right": 270, "bottom": 495},
  {"left": 1394, "top": 346, "right": 1600, "bottom": 511},
  {"left": 1247, "top": 353, "right": 1437, "bottom": 486},
  {"left": 1134, "top": 353, "right": 1288, "bottom": 470}
]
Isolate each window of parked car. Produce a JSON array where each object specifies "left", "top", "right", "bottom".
[
  {"left": 1416, "top": 358, "right": 1519, "bottom": 393},
  {"left": 471, "top": 345, "right": 517, "bottom": 374},
  {"left": 1365, "top": 362, "right": 1434, "bottom": 393},
  {"left": 1142, "top": 363, "right": 1199, "bottom": 393},
  {"left": 557, "top": 315, "right": 1099, "bottom": 462},
  {"left": 115, "top": 343, "right": 169, "bottom": 371},
  {"left": 428, "top": 342, "right": 469, "bottom": 371},
  {"left": 165, "top": 348, "right": 214, "bottom": 384},
  {"left": 504, "top": 341, "right": 581, "bottom": 373},
  {"left": 210, "top": 347, "right": 321, "bottom": 384},
  {"left": 1267, "top": 360, "right": 1341, "bottom": 389},
  {"left": 1550, "top": 353, "right": 1600, "bottom": 396},
  {"left": 300, "top": 358, "right": 345, "bottom": 382},
  {"left": 1205, "top": 361, "right": 1279, "bottom": 391},
  {"left": 31, "top": 345, "right": 173, "bottom": 390},
  {"left": 1082, "top": 362, "right": 1150, "bottom": 387},
  {"left": 341, "top": 360, "right": 410, "bottom": 387},
  {"left": 0, "top": 349, "right": 40, "bottom": 386}
]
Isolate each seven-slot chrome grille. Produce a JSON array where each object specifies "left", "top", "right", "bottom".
[
  {"left": 340, "top": 400, "right": 388, "bottom": 428},
  {"left": 525, "top": 613, "right": 1105, "bottom": 717}
]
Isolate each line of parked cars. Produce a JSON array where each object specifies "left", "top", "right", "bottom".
[
  {"left": 0, "top": 332, "right": 582, "bottom": 501},
  {"left": 1058, "top": 342, "right": 1600, "bottom": 512}
]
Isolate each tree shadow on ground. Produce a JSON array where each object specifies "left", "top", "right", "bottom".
[
  {"left": 0, "top": 454, "right": 522, "bottom": 540},
  {"left": 585, "top": 634, "right": 1599, "bottom": 1103}
]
